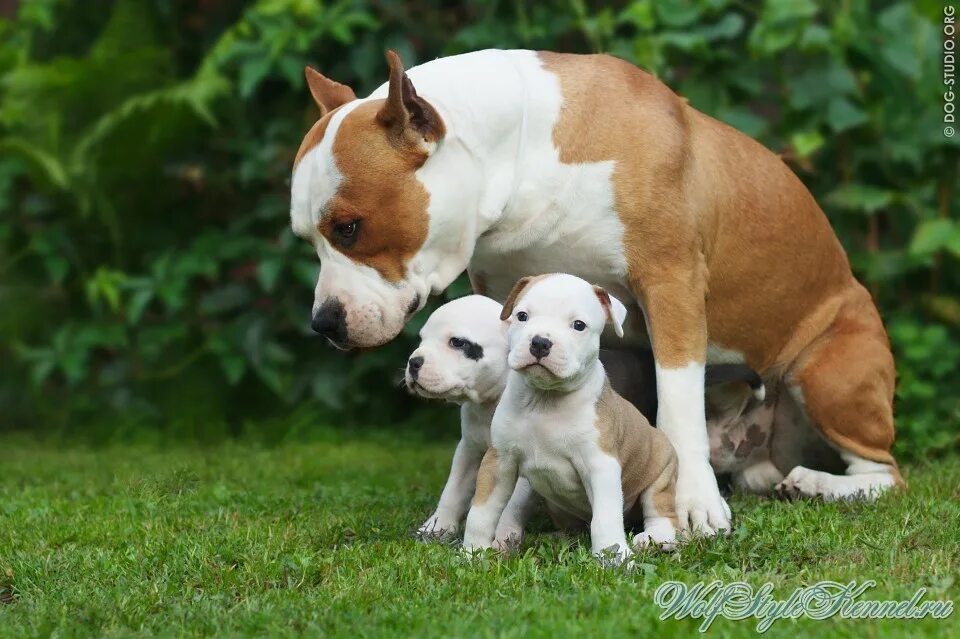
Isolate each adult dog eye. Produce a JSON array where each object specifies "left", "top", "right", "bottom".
[
  {"left": 572, "top": 320, "right": 587, "bottom": 332},
  {"left": 449, "top": 337, "right": 465, "bottom": 348},
  {"left": 332, "top": 221, "right": 360, "bottom": 247},
  {"left": 516, "top": 311, "right": 528, "bottom": 322}
]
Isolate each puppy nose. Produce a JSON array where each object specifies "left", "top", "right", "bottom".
[
  {"left": 530, "top": 335, "right": 552, "bottom": 359},
  {"left": 407, "top": 356, "right": 424, "bottom": 379},
  {"left": 311, "top": 298, "right": 347, "bottom": 342}
]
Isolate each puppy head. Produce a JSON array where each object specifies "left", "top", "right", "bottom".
[
  {"left": 405, "top": 295, "right": 508, "bottom": 404},
  {"left": 500, "top": 274, "right": 627, "bottom": 391}
]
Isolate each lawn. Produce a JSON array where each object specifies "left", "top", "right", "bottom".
[{"left": 1, "top": 429, "right": 957, "bottom": 638}]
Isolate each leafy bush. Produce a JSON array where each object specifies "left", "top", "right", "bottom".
[{"left": 1, "top": 0, "right": 957, "bottom": 457}]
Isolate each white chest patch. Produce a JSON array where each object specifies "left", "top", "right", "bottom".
[{"left": 491, "top": 369, "right": 610, "bottom": 521}]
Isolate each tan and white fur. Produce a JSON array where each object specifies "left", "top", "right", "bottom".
[
  {"left": 405, "top": 295, "right": 537, "bottom": 545},
  {"left": 291, "top": 49, "right": 902, "bottom": 535},
  {"left": 462, "top": 274, "right": 678, "bottom": 563}
]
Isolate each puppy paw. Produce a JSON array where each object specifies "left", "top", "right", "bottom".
[
  {"left": 594, "top": 542, "right": 633, "bottom": 569},
  {"left": 493, "top": 532, "right": 523, "bottom": 555},
  {"left": 633, "top": 523, "right": 678, "bottom": 552},
  {"left": 415, "top": 516, "right": 459, "bottom": 543},
  {"left": 459, "top": 539, "right": 494, "bottom": 559}
]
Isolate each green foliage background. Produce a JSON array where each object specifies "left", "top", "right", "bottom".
[{"left": 0, "top": 0, "right": 957, "bottom": 456}]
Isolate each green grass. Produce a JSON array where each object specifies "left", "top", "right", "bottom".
[{"left": 1, "top": 430, "right": 958, "bottom": 638}]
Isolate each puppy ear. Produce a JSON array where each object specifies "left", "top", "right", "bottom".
[
  {"left": 376, "top": 50, "right": 445, "bottom": 150},
  {"left": 593, "top": 286, "right": 627, "bottom": 338},
  {"left": 500, "top": 276, "right": 534, "bottom": 321},
  {"left": 304, "top": 67, "right": 356, "bottom": 116}
]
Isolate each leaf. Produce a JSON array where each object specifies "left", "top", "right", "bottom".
[
  {"left": 292, "top": 260, "right": 320, "bottom": 289},
  {"left": 878, "top": 3, "right": 923, "bottom": 80},
  {"left": 699, "top": 14, "right": 744, "bottom": 41},
  {"left": 660, "top": 32, "right": 704, "bottom": 52},
  {"left": 618, "top": 3, "right": 655, "bottom": 30},
  {"left": 127, "top": 289, "right": 154, "bottom": 324},
  {"left": 798, "top": 24, "right": 830, "bottom": 50},
  {"left": 256, "top": 258, "right": 284, "bottom": 293},
  {"left": 72, "top": 67, "right": 229, "bottom": 167},
  {"left": 762, "top": 0, "right": 818, "bottom": 23},
  {"left": 790, "top": 131, "right": 824, "bottom": 158},
  {"left": 719, "top": 108, "right": 768, "bottom": 138},
  {"left": 199, "top": 285, "right": 253, "bottom": 315},
  {"left": 44, "top": 255, "right": 70, "bottom": 285},
  {"left": 789, "top": 65, "right": 858, "bottom": 110},
  {"left": 0, "top": 137, "right": 69, "bottom": 190},
  {"left": 238, "top": 56, "right": 272, "bottom": 98},
  {"left": 220, "top": 355, "right": 247, "bottom": 385},
  {"left": 826, "top": 184, "right": 894, "bottom": 214},
  {"left": 826, "top": 97, "right": 867, "bottom": 132},
  {"left": 277, "top": 55, "right": 303, "bottom": 87},
  {"left": 86, "top": 268, "right": 127, "bottom": 312},
  {"left": 947, "top": 228, "right": 960, "bottom": 259},
  {"left": 922, "top": 295, "right": 960, "bottom": 327},
  {"left": 654, "top": 0, "right": 702, "bottom": 28},
  {"left": 255, "top": 365, "right": 284, "bottom": 394},
  {"left": 909, "top": 219, "right": 956, "bottom": 257}
]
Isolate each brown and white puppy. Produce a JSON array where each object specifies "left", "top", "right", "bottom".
[
  {"left": 461, "top": 274, "right": 678, "bottom": 563},
  {"left": 290, "top": 50, "right": 902, "bottom": 535},
  {"left": 404, "top": 295, "right": 537, "bottom": 544}
]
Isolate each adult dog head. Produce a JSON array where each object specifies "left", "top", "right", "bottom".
[{"left": 290, "top": 51, "right": 482, "bottom": 348}]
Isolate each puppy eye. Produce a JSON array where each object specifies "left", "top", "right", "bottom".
[
  {"left": 516, "top": 311, "right": 528, "bottom": 322},
  {"left": 332, "top": 220, "right": 360, "bottom": 248},
  {"left": 449, "top": 337, "right": 465, "bottom": 348},
  {"left": 572, "top": 320, "right": 587, "bottom": 332}
]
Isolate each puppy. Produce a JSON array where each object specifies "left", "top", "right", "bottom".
[
  {"left": 462, "top": 274, "right": 679, "bottom": 563},
  {"left": 405, "top": 295, "right": 537, "bottom": 544}
]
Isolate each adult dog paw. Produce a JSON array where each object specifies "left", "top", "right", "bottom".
[{"left": 674, "top": 462, "right": 731, "bottom": 536}]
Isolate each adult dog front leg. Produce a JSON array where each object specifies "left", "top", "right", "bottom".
[{"left": 642, "top": 279, "right": 729, "bottom": 535}]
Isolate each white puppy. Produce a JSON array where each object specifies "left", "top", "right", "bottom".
[
  {"left": 462, "top": 274, "right": 679, "bottom": 563},
  {"left": 405, "top": 295, "right": 537, "bottom": 544}
]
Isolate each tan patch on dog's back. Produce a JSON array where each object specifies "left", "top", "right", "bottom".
[
  {"left": 319, "top": 101, "right": 430, "bottom": 282},
  {"left": 538, "top": 52, "right": 855, "bottom": 371}
]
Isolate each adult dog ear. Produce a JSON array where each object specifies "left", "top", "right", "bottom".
[
  {"left": 304, "top": 67, "right": 356, "bottom": 116},
  {"left": 593, "top": 286, "right": 627, "bottom": 337},
  {"left": 500, "top": 276, "right": 534, "bottom": 321},
  {"left": 376, "top": 50, "right": 445, "bottom": 150}
]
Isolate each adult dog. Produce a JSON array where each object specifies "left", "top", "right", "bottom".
[{"left": 289, "top": 49, "right": 901, "bottom": 535}]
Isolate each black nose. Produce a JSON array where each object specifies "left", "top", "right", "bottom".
[
  {"left": 311, "top": 298, "right": 347, "bottom": 343},
  {"left": 530, "top": 335, "right": 552, "bottom": 360},
  {"left": 407, "top": 356, "right": 424, "bottom": 379}
]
